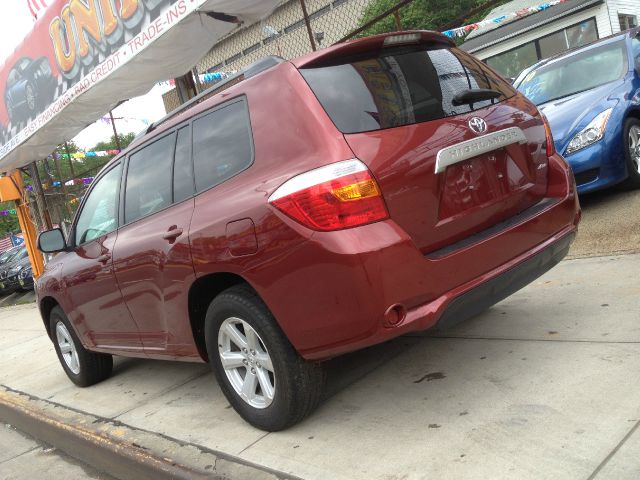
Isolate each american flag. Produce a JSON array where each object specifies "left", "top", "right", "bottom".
[
  {"left": 27, "top": 0, "right": 48, "bottom": 20},
  {"left": 0, "top": 236, "right": 13, "bottom": 252}
]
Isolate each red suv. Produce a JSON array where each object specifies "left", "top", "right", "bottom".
[{"left": 37, "top": 31, "right": 580, "bottom": 431}]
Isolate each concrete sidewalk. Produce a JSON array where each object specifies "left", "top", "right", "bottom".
[{"left": 1, "top": 254, "right": 639, "bottom": 479}]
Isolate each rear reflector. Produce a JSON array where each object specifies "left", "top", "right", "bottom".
[
  {"left": 269, "top": 159, "right": 389, "bottom": 231},
  {"left": 541, "top": 113, "right": 555, "bottom": 157},
  {"left": 383, "top": 33, "right": 421, "bottom": 46}
]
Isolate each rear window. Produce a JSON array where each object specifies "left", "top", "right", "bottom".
[
  {"left": 300, "top": 46, "right": 515, "bottom": 134},
  {"left": 192, "top": 99, "right": 253, "bottom": 193}
]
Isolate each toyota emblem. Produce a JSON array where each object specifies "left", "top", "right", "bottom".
[{"left": 468, "top": 117, "right": 487, "bottom": 135}]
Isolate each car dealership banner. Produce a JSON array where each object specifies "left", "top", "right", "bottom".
[{"left": 0, "top": 0, "right": 279, "bottom": 171}]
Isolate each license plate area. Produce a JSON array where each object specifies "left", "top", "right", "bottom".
[{"left": 438, "top": 150, "right": 530, "bottom": 220}]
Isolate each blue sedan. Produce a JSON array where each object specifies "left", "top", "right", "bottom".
[{"left": 514, "top": 28, "right": 640, "bottom": 194}]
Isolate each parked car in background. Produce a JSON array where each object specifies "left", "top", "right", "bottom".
[
  {"left": 4, "top": 56, "right": 56, "bottom": 127},
  {"left": 17, "top": 262, "right": 34, "bottom": 291},
  {"left": 0, "top": 245, "right": 23, "bottom": 266},
  {"left": 2, "top": 253, "right": 33, "bottom": 293},
  {"left": 36, "top": 31, "right": 580, "bottom": 431},
  {"left": 0, "top": 246, "right": 28, "bottom": 295},
  {"left": 514, "top": 29, "right": 640, "bottom": 193}
]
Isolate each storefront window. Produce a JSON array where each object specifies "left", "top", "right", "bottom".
[
  {"left": 486, "top": 42, "right": 538, "bottom": 78},
  {"left": 566, "top": 20, "right": 598, "bottom": 48},
  {"left": 619, "top": 14, "right": 638, "bottom": 30},
  {"left": 485, "top": 18, "right": 598, "bottom": 78}
]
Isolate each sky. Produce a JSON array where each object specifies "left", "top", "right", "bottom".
[{"left": 0, "top": 2, "right": 171, "bottom": 150}]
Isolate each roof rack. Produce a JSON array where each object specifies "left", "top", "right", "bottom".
[{"left": 145, "top": 56, "right": 284, "bottom": 135}]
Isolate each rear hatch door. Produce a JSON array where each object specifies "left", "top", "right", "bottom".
[{"left": 299, "top": 36, "right": 549, "bottom": 254}]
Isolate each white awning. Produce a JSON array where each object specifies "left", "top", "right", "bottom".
[{"left": 0, "top": 0, "right": 279, "bottom": 172}]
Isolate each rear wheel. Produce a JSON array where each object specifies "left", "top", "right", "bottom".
[
  {"left": 205, "top": 285, "right": 325, "bottom": 431},
  {"left": 622, "top": 118, "right": 640, "bottom": 189},
  {"left": 49, "top": 306, "right": 113, "bottom": 387}
]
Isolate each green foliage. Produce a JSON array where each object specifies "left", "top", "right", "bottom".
[
  {"left": 357, "top": 0, "right": 510, "bottom": 40},
  {"left": 92, "top": 132, "right": 136, "bottom": 152},
  {"left": 0, "top": 201, "right": 19, "bottom": 236}
]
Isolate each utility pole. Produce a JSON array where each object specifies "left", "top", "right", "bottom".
[
  {"left": 28, "top": 162, "right": 53, "bottom": 231},
  {"left": 64, "top": 142, "right": 76, "bottom": 178},
  {"left": 109, "top": 110, "right": 122, "bottom": 152},
  {"left": 299, "top": 0, "right": 317, "bottom": 51},
  {"left": 53, "top": 154, "right": 73, "bottom": 219}
]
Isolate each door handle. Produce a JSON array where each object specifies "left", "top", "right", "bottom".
[
  {"left": 162, "top": 227, "right": 183, "bottom": 240},
  {"left": 97, "top": 253, "right": 111, "bottom": 264}
]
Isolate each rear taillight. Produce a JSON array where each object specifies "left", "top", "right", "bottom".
[
  {"left": 542, "top": 113, "right": 555, "bottom": 157},
  {"left": 269, "top": 159, "right": 389, "bottom": 231}
]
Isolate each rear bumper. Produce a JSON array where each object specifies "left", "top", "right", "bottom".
[
  {"left": 249, "top": 154, "right": 580, "bottom": 361},
  {"left": 435, "top": 230, "right": 573, "bottom": 330}
]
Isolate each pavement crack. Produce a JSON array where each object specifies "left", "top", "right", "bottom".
[
  {"left": 586, "top": 418, "right": 640, "bottom": 480},
  {"left": 0, "top": 446, "right": 41, "bottom": 465},
  {"left": 237, "top": 432, "right": 270, "bottom": 455},
  {"left": 111, "top": 370, "right": 210, "bottom": 420},
  {"left": 425, "top": 335, "right": 640, "bottom": 345}
]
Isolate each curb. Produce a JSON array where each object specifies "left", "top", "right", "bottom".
[{"left": 0, "top": 386, "right": 300, "bottom": 480}]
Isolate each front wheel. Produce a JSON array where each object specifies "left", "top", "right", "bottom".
[
  {"left": 621, "top": 118, "right": 640, "bottom": 189},
  {"left": 205, "top": 285, "right": 325, "bottom": 431},
  {"left": 49, "top": 306, "right": 113, "bottom": 387}
]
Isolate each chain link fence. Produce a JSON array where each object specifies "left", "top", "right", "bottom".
[{"left": 163, "top": 0, "right": 400, "bottom": 112}]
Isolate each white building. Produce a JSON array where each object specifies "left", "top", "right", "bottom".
[{"left": 460, "top": 0, "right": 639, "bottom": 78}]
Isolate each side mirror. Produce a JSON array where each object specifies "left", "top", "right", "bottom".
[{"left": 37, "top": 228, "right": 66, "bottom": 253}]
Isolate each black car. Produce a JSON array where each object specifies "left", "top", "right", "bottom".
[
  {"left": 5, "top": 57, "right": 56, "bottom": 127},
  {"left": 17, "top": 261, "right": 34, "bottom": 291},
  {"left": 0, "top": 245, "right": 22, "bottom": 266},
  {"left": 0, "top": 247, "right": 28, "bottom": 295}
]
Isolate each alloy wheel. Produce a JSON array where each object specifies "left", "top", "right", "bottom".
[
  {"left": 55, "top": 321, "right": 80, "bottom": 374},
  {"left": 218, "top": 317, "right": 275, "bottom": 409},
  {"left": 629, "top": 125, "right": 640, "bottom": 174}
]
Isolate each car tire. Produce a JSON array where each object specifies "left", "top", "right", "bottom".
[
  {"left": 204, "top": 284, "right": 325, "bottom": 431},
  {"left": 49, "top": 306, "right": 113, "bottom": 387},
  {"left": 621, "top": 118, "right": 640, "bottom": 189}
]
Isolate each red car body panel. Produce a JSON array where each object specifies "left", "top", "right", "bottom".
[
  {"left": 36, "top": 31, "right": 580, "bottom": 364},
  {"left": 111, "top": 197, "right": 198, "bottom": 359}
]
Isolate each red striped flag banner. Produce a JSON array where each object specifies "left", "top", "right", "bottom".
[
  {"left": 0, "top": 236, "right": 13, "bottom": 252},
  {"left": 27, "top": 0, "right": 48, "bottom": 19}
]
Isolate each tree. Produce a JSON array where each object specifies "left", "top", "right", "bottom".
[
  {"left": 357, "top": 0, "right": 511, "bottom": 40},
  {"left": 0, "top": 202, "right": 20, "bottom": 236},
  {"left": 92, "top": 132, "right": 136, "bottom": 152}
]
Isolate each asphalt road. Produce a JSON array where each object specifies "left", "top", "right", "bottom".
[{"left": 569, "top": 187, "right": 640, "bottom": 258}]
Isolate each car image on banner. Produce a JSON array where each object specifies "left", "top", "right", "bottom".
[
  {"left": 514, "top": 28, "right": 640, "bottom": 193},
  {"left": 5, "top": 57, "right": 57, "bottom": 129}
]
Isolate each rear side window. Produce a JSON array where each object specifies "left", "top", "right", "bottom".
[
  {"left": 300, "top": 46, "right": 515, "bottom": 134},
  {"left": 192, "top": 99, "right": 253, "bottom": 193},
  {"left": 125, "top": 133, "right": 175, "bottom": 224}
]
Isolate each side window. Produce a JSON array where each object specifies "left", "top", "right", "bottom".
[
  {"left": 173, "top": 126, "right": 194, "bottom": 203},
  {"left": 125, "top": 133, "right": 175, "bottom": 224},
  {"left": 74, "top": 164, "right": 122, "bottom": 245},
  {"left": 192, "top": 100, "right": 253, "bottom": 192}
]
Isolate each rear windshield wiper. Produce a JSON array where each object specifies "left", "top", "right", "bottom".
[{"left": 452, "top": 88, "right": 502, "bottom": 106}]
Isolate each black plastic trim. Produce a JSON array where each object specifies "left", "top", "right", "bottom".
[{"left": 434, "top": 231, "right": 575, "bottom": 331}]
